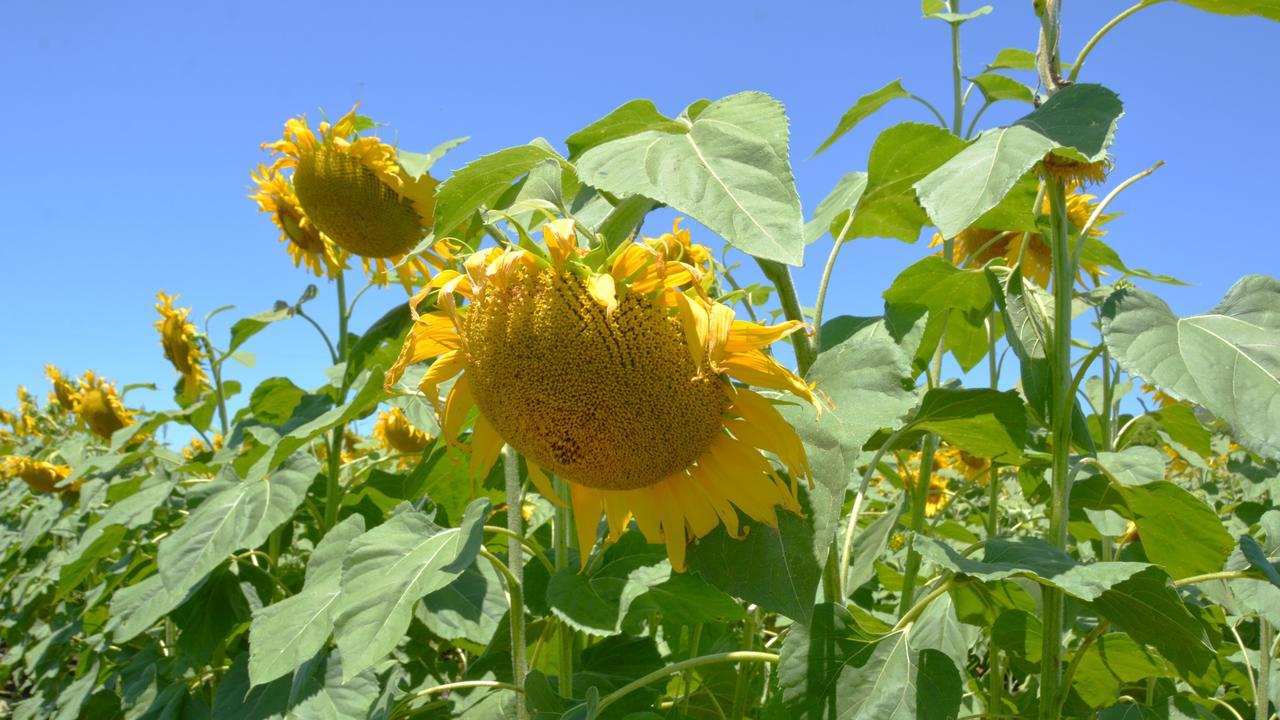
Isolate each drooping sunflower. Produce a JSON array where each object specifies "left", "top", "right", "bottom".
[
  {"left": 3, "top": 456, "right": 79, "bottom": 494},
  {"left": 9, "top": 386, "right": 44, "bottom": 438},
  {"left": 182, "top": 433, "right": 224, "bottom": 461},
  {"left": 250, "top": 164, "right": 348, "bottom": 278},
  {"left": 373, "top": 407, "right": 434, "bottom": 455},
  {"left": 386, "top": 219, "right": 815, "bottom": 571},
  {"left": 154, "top": 292, "right": 211, "bottom": 399},
  {"left": 931, "top": 183, "right": 1113, "bottom": 289},
  {"left": 1040, "top": 152, "right": 1110, "bottom": 186},
  {"left": 262, "top": 105, "right": 445, "bottom": 291},
  {"left": 73, "top": 371, "right": 135, "bottom": 441},
  {"left": 45, "top": 365, "right": 80, "bottom": 413}
]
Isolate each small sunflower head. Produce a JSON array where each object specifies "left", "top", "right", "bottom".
[
  {"left": 373, "top": 408, "right": 434, "bottom": 454},
  {"left": 45, "top": 365, "right": 80, "bottom": 413},
  {"left": 74, "top": 371, "right": 135, "bottom": 440},
  {"left": 3, "top": 455, "right": 78, "bottom": 493},
  {"left": 182, "top": 433, "right": 224, "bottom": 461},
  {"left": 154, "top": 292, "right": 210, "bottom": 399},
  {"left": 250, "top": 164, "right": 348, "bottom": 278},
  {"left": 1039, "top": 152, "right": 1110, "bottom": 186},
  {"left": 263, "top": 106, "right": 437, "bottom": 261},
  {"left": 936, "top": 445, "right": 992, "bottom": 485}
]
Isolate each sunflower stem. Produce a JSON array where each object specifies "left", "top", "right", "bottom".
[
  {"left": 756, "top": 259, "right": 816, "bottom": 376},
  {"left": 948, "top": 0, "right": 965, "bottom": 136},
  {"left": 552, "top": 476, "right": 574, "bottom": 699},
  {"left": 730, "top": 606, "right": 761, "bottom": 719},
  {"left": 502, "top": 445, "right": 528, "bottom": 716},
  {"left": 323, "top": 271, "right": 351, "bottom": 531},
  {"left": 897, "top": 433, "right": 940, "bottom": 618},
  {"left": 480, "top": 548, "right": 528, "bottom": 720},
  {"left": 1259, "top": 620, "right": 1274, "bottom": 720},
  {"left": 595, "top": 652, "right": 780, "bottom": 716}
]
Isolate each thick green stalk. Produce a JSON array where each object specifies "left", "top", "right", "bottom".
[
  {"left": 502, "top": 446, "right": 528, "bottom": 717},
  {"left": 481, "top": 549, "right": 527, "bottom": 720},
  {"left": 730, "top": 607, "right": 761, "bottom": 719},
  {"left": 1259, "top": 620, "right": 1273, "bottom": 720},
  {"left": 755, "top": 259, "right": 815, "bottom": 375},
  {"left": 553, "top": 476, "right": 574, "bottom": 698},
  {"left": 1039, "top": 177, "right": 1073, "bottom": 720},
  {"left": 323, "top": 271, "right": 350, "bottom": 530},
  {"left": 949, "top": 0, "right": 965, "bottom": 135},
  {"left": 897, "top": 433, "right": 940, "bottom": 618}
]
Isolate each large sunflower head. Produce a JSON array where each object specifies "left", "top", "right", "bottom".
[
  {"left": 74, "top": 371, "right": 135, "bottom": 440},
  {"left": 262, "top": 105, "right": 445, "bottom": 291},
  {"left": 154, "top": 292, "right": 211, "bottom": 399},
  {"left": 3, "top": 455, "right": 78, "bottom": 494},
  {"left": 250, "top": 164, "right": 348, "bottom": 279},
  {"left": 387, "top": 219, "right": 816, "bottom": 570},
  {"left": 373, "top": 407, "right": 434, "bottom": 455}
]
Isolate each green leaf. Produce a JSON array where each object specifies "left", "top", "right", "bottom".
[
  {"left": 969, "top": 72, "right": 1035, "bottom": 104},
  {"left": 1150, "top": 403, "right": 1213, "bottom": 458},
  {"left": 172, "top": 565, "right": 250, "bottom": 666},
  {"left": 109, "top": 571, "right": 208, "bottom": 642},
  {"left": 1072, "top": 633, "right": 1170, "bottom": 708},
  {"left": 157, "top": 454, "right": 317, "bottom": 594},
  {"left": 417, "top": 558, "right": 507, "bottom": 645},
  {"left": 546, "top": 544, "right": 668, "bottom": 636},
  {"left": 986, "top": 48, "right": 1036, "bottom": 71},
  {"left": 1088, "top": 566, "right": 1215, "bottom": 676},
  {"left": 884, "top": 256, "right": 994, "bottom": 372},
  {"left": 805, "top": 171, "right": 868, "bottom": 245},
  {"left": 248, "top": 377, "right": 306, "bottom": 425},
  {"left": 916, "top": 536, "right": 1147, "bottom": 601},
  {"left": 687, "top": 512, "right": 822, "bottom": 625},
  {"left": 565, "top": 99, "right": 686, "bottom": 159},
  {"left": 577, "top": 91, "right": 806, "bottom": 265},
  {"left": 849, "top": 123, "right": 967, "bottom": 242},
  {"left": 434, "top": 144, "right": 559, "bottom": 236},
  {"left": 992, "top": 609, "right": 1042, "bottom": 664},
  {"left": 248, "top": 514, "right": 366, "bottom": 686},
  {"left": 1239, "top": 535, "right": 1280, "bottom": 588},
  {"left": 1081, "top": 238, "right": 1189, "bottom": 285},
  {"left": 902, "top": 388, "right": 1027, "bottom": 463},
  {"left": 213, "top": 651, "right": 378, "bottom": 720},
  {"left": 332, "top": 498, "right": 490, "bottom": 680},
  {"left": 846, "top": 500, "right": 905, "bottom": 592},
  {"left": 1095, "top": 447, "right": 1167, "bottom": 487},
  {"left": 926, "top": 4, "right": 993, "bottom": 22},
  {"left": 342, "top": 300, "right": 413, "bottom": 391},
  {"left": 777, "top": 604, "right": 917, "bottom": 719},
  {"left": 781, "top": 321, "right": 919, "bottom": 591},
  {"left": 397, "top": 136, "right": 469, "bottom": 179},
  {"left": 812, "top": 80, "right": 913, "bottom": 157},
  {"left": 1170, "top": 0, "right": 1280, "bottom": 21},
  {"left": 595, "top": 194, "right": 659, "bottom": 252},
  {"left": 1117, "top": 482, "right": 1233, "bottom": 580},
  {"left": 228, "top": 302, "right": 294, "bottom": 354},
  {"left": 916, "top": 83, "right": 1123, "bottom": 237},
  {"left": 915, "top": 649, "right": 962, "bottom": 720},
  {"left": 1101, "top": 276, "right": 1280, "bottom": 459},
  {"left": 624, "top": 570, "right": 747, "bottom": 627}
]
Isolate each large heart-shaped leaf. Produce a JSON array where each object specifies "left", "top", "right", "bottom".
[
  {"left": 577, "top": 91, "right": 806, "bottom": 265},
  {"left": 1101, "top": 275, "right": 1280, "bottom": 459}
]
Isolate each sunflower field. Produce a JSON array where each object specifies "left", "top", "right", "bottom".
[{"left": 3, "top": 2, "right": 1280, "bottom": 719}]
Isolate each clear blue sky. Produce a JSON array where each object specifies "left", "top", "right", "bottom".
[{"left": 2, "top": 1, "right": 1276, "bottom": 429}]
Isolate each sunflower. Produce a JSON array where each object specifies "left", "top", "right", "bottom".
[
  {"left": 3, "top": 456, "right": 78, "bottom": 493},
  {"left": 932, "top": 184, "right": 1113, "bottom": 289},
  {"left": 154, "top": 292, "right": 211, "bottom": 399},
  {"left": 899, "top": 451, "right": 953, "bottom": 518},
  {"left": 250, "top": 164, "right": 348, "bottom": 278},
  {"left": 373, "top": 407, "right": 434, "bottom": 455},
  {"left": 182, "top": 433, "right": 224, "bottom": 461},
  {"left": 386, "top": 219, "right": 816, "bottom": 571},
  {"left": 9, "top": 386, "right": 44, "bottom": 439},
  {"left": 45, "top": 365, "right": 80, "bottom": 413},
  {"left": 262, "top": 105, "right": 445, "bottom": 291},
  {"left": 935, "top": 445, "right": 992, "bottom": 485},
  {"left": 1140, "top": 382, "right": 1177, "bottom": 409},
  {"left": 74, "top": 371, "right": 135, "bottom": 440},
  {"left": 1040, "top": 152, "right": 1110, "bottom": 186}
]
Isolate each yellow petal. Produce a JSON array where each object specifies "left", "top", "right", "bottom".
[
  {"left": 442, "top": 373, "right": 475, "bottom": 443},
  {"left": 719, "top": 351, "right": 817, "bottom": 409},
  {"left": 723, "top": 319, "right": 805, "bottom": 355},
  {"left": 587, "top": 273, "right": 618, "bottom": 315},
  {"left": 727, "top": 387, "right": 810, "bottom": 485},
  {"left": 470, "top": 415, "right": 504, "bottom": 486},
  {"left": 526, "top": 460, "right": 566, "bottom": 507},
  {"left": 570, "top": 483, "right": 604, "bottom": 567},
  {"left": 672, "top": 292, "right": 709, "bottom": 369},
  {"left": 418, "top": 350, "right": 467, "bottom": 412},
  {"left": 543, "top": 218, "right": 579, "bottom": 270},
  {"left": 385, "top": 313, "right": 460, "bottom": 389}
]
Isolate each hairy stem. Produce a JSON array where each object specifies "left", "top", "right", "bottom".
[
  {"left": 898, "top": 433, "right": 940, "bottom": 618},
  {"left": 756, "top": 259, "right": 815, "bottom": 375},
  {"left": 553, "top": 476, "right": 574, "bottom": 698}
]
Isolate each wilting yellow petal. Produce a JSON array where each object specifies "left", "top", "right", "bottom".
[
  {"left": 724, "top": 319, "right": 805, "bottom": 355},
  {"left": 543, "top": 218, "right": 579, "bottom": 270},
  {"left": 470, "top": 415, "right": 504, "bottom": 486},
  {"left": 526, "top": 460, "right": 566, "bottom": 507},
  {"left": 571, "top": 484, "right": 604, "bottom": 567}
]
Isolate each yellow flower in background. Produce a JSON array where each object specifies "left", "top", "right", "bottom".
[
  {"left": 74, "top": 371, "right": 135, "bottom": 441},
  {"left": 1140, "top": 383, "right": 1177, "bottom": 409},
  {"left": 373, "top": 408, "right": 433, "bottom": 455},
  {"left": 262, "top": 105, "right": 444, "bottom": 291},
  {"left": 933, "top": 183, "right": 1113, "bottom": 289},
  {"left": 386, "top": 219, "right": 816, "bottom": 571},
  {"left": 250, "top": 164, "right": 348, "bottom": 279},
  {"left": 154, "top": 292, "right": 210, "bottom": 399},
  {"left": 10, "top": 386, "right": 44, "bottom": 438},
  {"left": 182, "top": 433, "right": 224, "bottom": 461},
  {"left": 45, "top": 365, "right": 80, "bottom": 413},
  {"left": 2, "top": 456, "right": 79, "bottom": 494},
  {"left": 899, "top": 451, "right": 953, "bottom": 518},
  {"left": 936, "top": 445, "right": 992, "bottom": 485}
]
